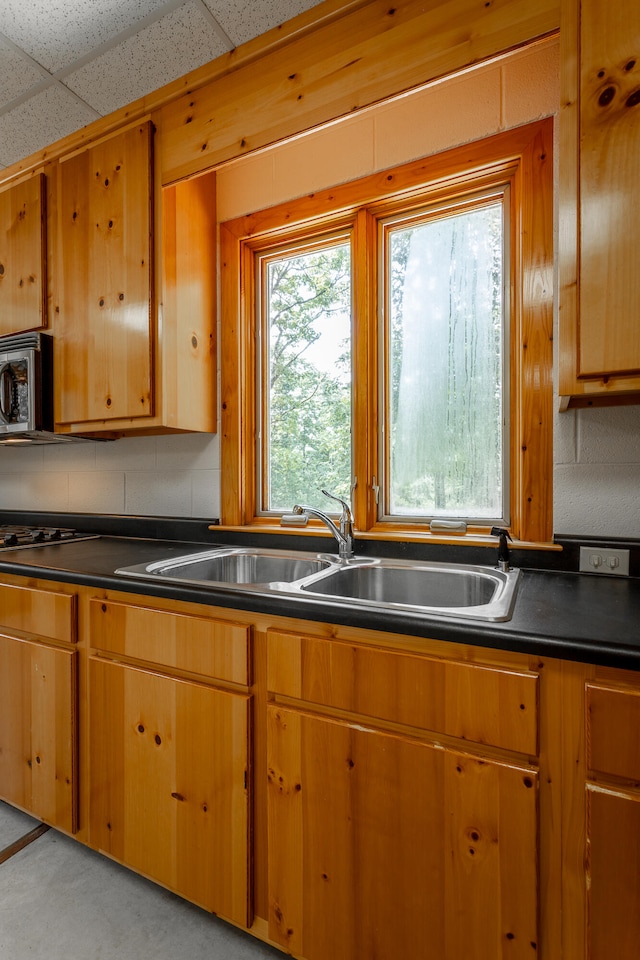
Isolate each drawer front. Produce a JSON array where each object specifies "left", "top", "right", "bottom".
[
  {"left": 587, "top": 683, "right": 640, "bottom": 781},
  {"left": 267, "top": 630, "right": 538, "bottom": 755},
  {"left": 91, "top": 599, "right": 249, "bottom": 685},
  {"left": 0, "top": 582, "right": 75, "bottom": 644}
]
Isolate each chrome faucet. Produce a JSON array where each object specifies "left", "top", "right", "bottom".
[{"left": 293, "top": 489, "right": 355, "bottom": 559}]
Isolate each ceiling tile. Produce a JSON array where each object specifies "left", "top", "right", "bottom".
[
  {"left": 63, "top": 1, "right": 230, "bottom": 115},
  {"left": 0, "top": 41, "right": 46, "bottom": 109},
  {"left": 201, "top": 0, "right": 325, "bottom": 46},
  {"left": 0, "top": 0, "right": 170, "bottom": 73},
  {"left": 0, "top": 86, "right": 97, "bottom": 166}
]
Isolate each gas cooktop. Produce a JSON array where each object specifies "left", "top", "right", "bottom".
[{"left": 0, "top": 525, "right": 99, "bottom": 550}]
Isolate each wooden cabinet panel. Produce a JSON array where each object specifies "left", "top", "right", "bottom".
[
  {"left": 267, "top": 705, "right": 538, "bottom": 960},
  {"left": 577, "top": 0, "right": 640, "bottom": 378},
  {"left": 89, "top": 657, "right": 250, "bottom": 922},
  {"left": 0, "top": 634, "right": 76, "bottom": 832},
  {"left": 267, "top": 630, "right": 538, "bottom": 754},
  {"left": 587, "top": 787, "right": 640, "bottom": 960},
  {"left": 0, "top": 174, "right": 46, "bottom": 335},
  {"left": 57, "top": 121, "right": 153, "bottom": 424},
  {"left": 559, "top": 0, "right": 640, "bottom": 403},
  {"left": 0, "top": 582, "right": 75, "bottom": 644},
  {"left": 161, "top": 171, "right": 217, "bottom": 433},
  {"left": 90, "top": 598, "right": 249, "bottom": 684},
  {"left": 587, "top": 683, "right": 640, "bottom": 781}
]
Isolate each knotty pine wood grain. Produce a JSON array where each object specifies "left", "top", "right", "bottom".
[
  {"left": 0, "top": 173, "right": 46, "bottom": 334},
  {"left": 159, "top": 0, "right": 558, "bottom": 185},
  {"left": 267, "top": 705, "right": 538, "bottom": 959},
  {"left": 578, "top": 0, "right": 640, "bottom": 378},
  {"left": 56, "top": 121, "right": 154, "bottom": 425},
  {"left": 0, "top": 582, "right": 75, "bottom": 644},
  {"left": 90, "top": 597, "right": 249, "bottom": 685},
  {"left": 0, "top": 634, "right": 76, "bottom": 833},
  {"left": 89, "top": 656, "right": 250, "bottom": 922},
  {"left": 267, "top": 628, "right": 539, "bottom": 754}
]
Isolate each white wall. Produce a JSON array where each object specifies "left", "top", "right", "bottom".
[{"left": 0, "top": 37, "right": 638, "bottom": 537}]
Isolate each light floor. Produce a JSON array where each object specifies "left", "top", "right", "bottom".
[{"left": 0, "top": 801, "right": 283, "bottom": 960}]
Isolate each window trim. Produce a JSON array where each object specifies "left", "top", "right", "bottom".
[{"left": 220, "top": 120, "right": 553, "bottom": 543}]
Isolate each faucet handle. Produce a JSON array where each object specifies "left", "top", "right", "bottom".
[{"left": 321, "top": 489, "right": 353, "bottom": 522}]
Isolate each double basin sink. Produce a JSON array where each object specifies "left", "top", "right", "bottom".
[{"left": 117, "top": 546, "right": 520, "bottom": 622}]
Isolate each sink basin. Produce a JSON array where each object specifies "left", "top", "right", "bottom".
[
  {"left": 302, "top": 563, "right": 495, "bottom": 605},
  {"left": 117, "top": 547, "right": 333, "bottom": 587},
  {"left": 298, "top": 558, "right": 519, "bottom": 620},
  {"left": 116, "top": 548, "right": 519, "bottom": 622}
]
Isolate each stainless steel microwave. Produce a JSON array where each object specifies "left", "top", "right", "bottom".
[{"left": 0, "top": 332, "right": 84, "bottom": 444}]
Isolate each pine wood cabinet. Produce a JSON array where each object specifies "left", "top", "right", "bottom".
[
  {"left": 582, "top": 681, "right": 640, "bottom": 960},
  {"left": 0, "top": 173, "right": 47, "bottom": 335},
  {"left": 55, "top": 121, "right": 216, "bottom": 435},
  {"left": 3, "top": 567, "right": 640, "bottom": 958},
  {"left": 266, "top": 629, "right": 541, "bottom": 960},
  {"left": 57, "top": 122, "right": 154, "bottom": 425},
  {"left": 0, "top": 582, "right": 77, "bottom": 832},
  {"left": 559, "top": 0, "right": 640, "bottom": 406},
  {"left": 88, "top": 598, "right": 251, "bottom": 923}
]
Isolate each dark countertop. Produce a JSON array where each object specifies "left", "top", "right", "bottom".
[{"left": 0, "top": 533, "right": 639, "bottom": 670}]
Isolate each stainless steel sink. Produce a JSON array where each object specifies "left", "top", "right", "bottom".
[
  {"left": 116, "top": 547, "right": 333, "bottom": 587},
  {"left": 116, "top": 546, "right": 520, "bottom": 622},
  {"left": 298, "top": 558, "right": 519, "bottom": 621}
]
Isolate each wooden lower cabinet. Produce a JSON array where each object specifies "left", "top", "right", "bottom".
[
  {"left": 88, "top": 656, "right": 250, "bottom": 924},
  {"left": 266, "top": 629, "right": 542, "bottom": 960},
  {"left": 0, "top": 633, "right": 76, "bottom": 832},
  {"left": 587, "top": 788, "right": 640, "bottom": 960},
  {"left": 0, "top": 581, "right": 77, "bottom": 833},
  {"left": 577, "top": 678, "right": 640, "bottom": 960},
  {"left": 267, "top": 706, "right": 538, "bottom": 960},
  {"left": 5, "top": 572, "right": 640, "bottom": 959}
]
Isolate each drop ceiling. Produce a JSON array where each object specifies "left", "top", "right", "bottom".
[{"left": 0, "top": 0, "right": 324, "bottom": 170}]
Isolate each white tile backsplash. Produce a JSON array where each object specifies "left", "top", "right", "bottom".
[
  {"left": 69, "top": 471, "right": 125, "bottom": 514},
  {"left": 155, "top": 434, "right": 219, "bottom": 471},
  {"left": 192, "top": 469, "right": 221, "bottom": 520},
  {"left": 554, "top": 462, "right": 640, "bottom": 538},
  {"left": 577, "top": 406, "right": 640, "bottom": 464},
  {"left": 94, "top": 435, "right": 158, "bottom": 471},
  {"left": 124, "top": 469, "right": 193, "bottom": 517}
]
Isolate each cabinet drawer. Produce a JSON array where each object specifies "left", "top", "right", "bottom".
[
  {"left": 0, "top": 583, "right": 75, "bottom": 644},
  {"left": 587, "top": 683, "right": 640, "bottom": 781},
  {"left": 90, "top": 599, "right": 249, "bottom": 685},
  {"left": 267, "top": 630, "right": 538, "bottom": 755}
]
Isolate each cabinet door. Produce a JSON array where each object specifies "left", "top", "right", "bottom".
[
  {"left": 57, "top": 121, "right": 153, "bottom": 424},
  {"left": 559, "top": 0, "right": 640, "bottom": 402},
  {"left": 267, "top": 706, "right": 538, "bottom": 960},
  {"left": 587, "top": 787, "right": 640, "bottom": 960},
  {"left": 89, "top": 657, "right": 250, "bottom": 924},
  {"left": 0, "top": 174, "right": 46, "bottom": 335},
  {"left": 0, "top": 634, "right": 76, "bottom": 832}
]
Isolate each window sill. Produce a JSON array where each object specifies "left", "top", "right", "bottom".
[{"left": 207, "top": 522, "right": 561, "bottom": 552}]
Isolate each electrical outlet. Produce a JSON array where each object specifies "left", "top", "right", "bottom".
[{"left": 579, "top": 546, "right": 630, "bottom": 577}]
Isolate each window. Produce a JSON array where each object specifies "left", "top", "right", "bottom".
[
  {"left": 259, "top": 236, "right": 352, "bottom": 513},
  {"left": 221, "top": 121, "right": 553, "bottom": 543}
]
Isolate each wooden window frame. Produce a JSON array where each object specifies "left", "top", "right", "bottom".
[{"left": 220, "top": 120, "right": 553, "bottom": 544}]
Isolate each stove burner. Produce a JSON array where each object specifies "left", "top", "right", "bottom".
[{"left": 0, "top": 525, "right": 99, "bottom": 550}]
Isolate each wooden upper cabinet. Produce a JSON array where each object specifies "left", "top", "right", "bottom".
[
  {"left": 57, "top": 121, "right": 153, "bottom": 425},
  {"left": 0, "top": 173, "right": 46, "bottom": 335},
  {"left": 559, "top": 0, "right": 640, "bottom": 406},
  {"left": 55, "top": 118, "right": 216, "bottom": 435}
]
